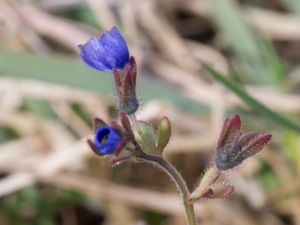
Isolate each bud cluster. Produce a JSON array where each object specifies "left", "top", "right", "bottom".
[
  {"left": 79, "top": 27, "right": 173, "bottom": 163},
  {"left": 189, "top": 166, "right": 234, "bottom": 202},
  {"left": 189, "top": 114, "right": 271, "bottom": 202},
  {"left": 86, "top": 112, "right": 172, "bottom": 165}
]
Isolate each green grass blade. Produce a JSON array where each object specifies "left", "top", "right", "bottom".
[
  {"left": 0, "top": 48, "right": 209, "bottom": 115},
  {"left": 258, "top": 38, "right": 285, "bottom": 89},
  {"left": 211, "top": 0, "right": 284, "bottom": 87},
  {"left": 203, "top": 63, "right": 300, "bottom": 133}
]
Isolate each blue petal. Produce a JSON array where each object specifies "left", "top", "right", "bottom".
[
  {"left": 79, "top": 38, "right": 111, "bottom": 71},
  {"left": 79, "top": 27, "right": 130, "bottom": 71},
  {"left": 99, "top": 27, "right": 130, "bottom": 69}
]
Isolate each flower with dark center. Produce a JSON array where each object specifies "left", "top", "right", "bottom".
[{"left": 94, "top": 126, "right": 122, "bottom": 155}]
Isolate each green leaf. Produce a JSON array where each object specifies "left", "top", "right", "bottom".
[
  {"left": 203, "top": 63, "right": 300, "bottom": 133},
  {"left": 258, "top": 38, "right": 285, "bottom": 89}
]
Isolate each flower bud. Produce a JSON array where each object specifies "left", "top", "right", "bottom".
[
  {"left": 215, "top": 114, "right": 272, "bottom": 170},
  {"left": 189, "top": 166, "right": 220, "bottom": 202},
  {"left": 189, "top": 165, "right": 234, "bottom": 202},
  {"left": 209, "top": 183, "right": 234, "bottom": 198},
  {"left": 113, "top": 57, "right": 139, "bottom": 114},
  {"left": 133, "top": 121, "right": 157, "bottom": 152},
  {"left": 156, "top": 116, "right": 171, "bottom": 151}
]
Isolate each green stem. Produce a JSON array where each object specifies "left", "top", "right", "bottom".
[
  {"left": 129, "top": 114, "right": 197, "bottom": 225},
  {"left": 138, "top": 151, "right": 197, "bottom": 225}
]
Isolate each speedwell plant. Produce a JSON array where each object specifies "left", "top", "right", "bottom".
[{"left": 79, "top": 27, "right": 272, "bottom": 225}]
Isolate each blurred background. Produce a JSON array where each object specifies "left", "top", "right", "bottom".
[{"left": 0, "top": 0, "right": 300, "bottom": 224}]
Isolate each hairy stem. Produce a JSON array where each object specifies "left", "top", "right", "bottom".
[
  {"left": 129, "top": 114, "right": 197, "bottom": 225},
  {"left": 138, "top": 151, "right": 197, "bottom": 225}
]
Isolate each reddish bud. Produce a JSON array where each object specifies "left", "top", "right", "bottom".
[
  {"left": 189, "top": 166, "right": 221, "bottom": 202},
  {"left": 113, "top": 57, "right": 139, "bottom": 115},
  {"left": 189, "top": 182, "right": 234, "bottom": 203},
  {"left": 215, "top": 113, "right": 272, "bottom": 170}
]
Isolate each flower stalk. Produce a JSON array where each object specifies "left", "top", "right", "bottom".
[{"left": 138, "top": 151, "right": 197, "bottom": 225}]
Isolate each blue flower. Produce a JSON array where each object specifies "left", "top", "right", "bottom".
[
  {"left": 94, "top": 126, "right": 122, "bottom": 154},
  {"left": 79, "top": 27, "right": 130, "bottom": 71}
]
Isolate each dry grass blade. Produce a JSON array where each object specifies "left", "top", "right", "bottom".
[
  {"left": 85, "top": 0, "right": 117, "bottom": 29},
  {"left": 0, "top": 0, "right": 299, "bottom": 224},
  {"left": 16, "top": 3, "right": 90, "bottom": 51},
  {"left": 183, "top": 0, "right": 300, "bottom": 41}
]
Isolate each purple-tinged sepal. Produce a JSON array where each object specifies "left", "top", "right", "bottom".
[
  {"left": 93, "top": 117, "right": 107, "bottom": 133},
  {"left": 113, "top": 57, "right": 139, "bottom": 114},
  {"left": 120, "top": 112, "right": 134, "bottom": 139},
  {"left": 87, "top": 138, "right": 104, "bottom": 156},
  {"left": 237, "top": 133, "right": 272, "bottom": 160},
  {"left": 217, "top": 113, "right": 241, "bottom": 153},
  {"left": 79, "top": 27, "right": 130, "bottom": 71},
  {"left": 215, "top": 114, "right": 272, "bottom": 170},
  {"left": 110, "top": 120, "right": 125, "bottom": 135}
]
